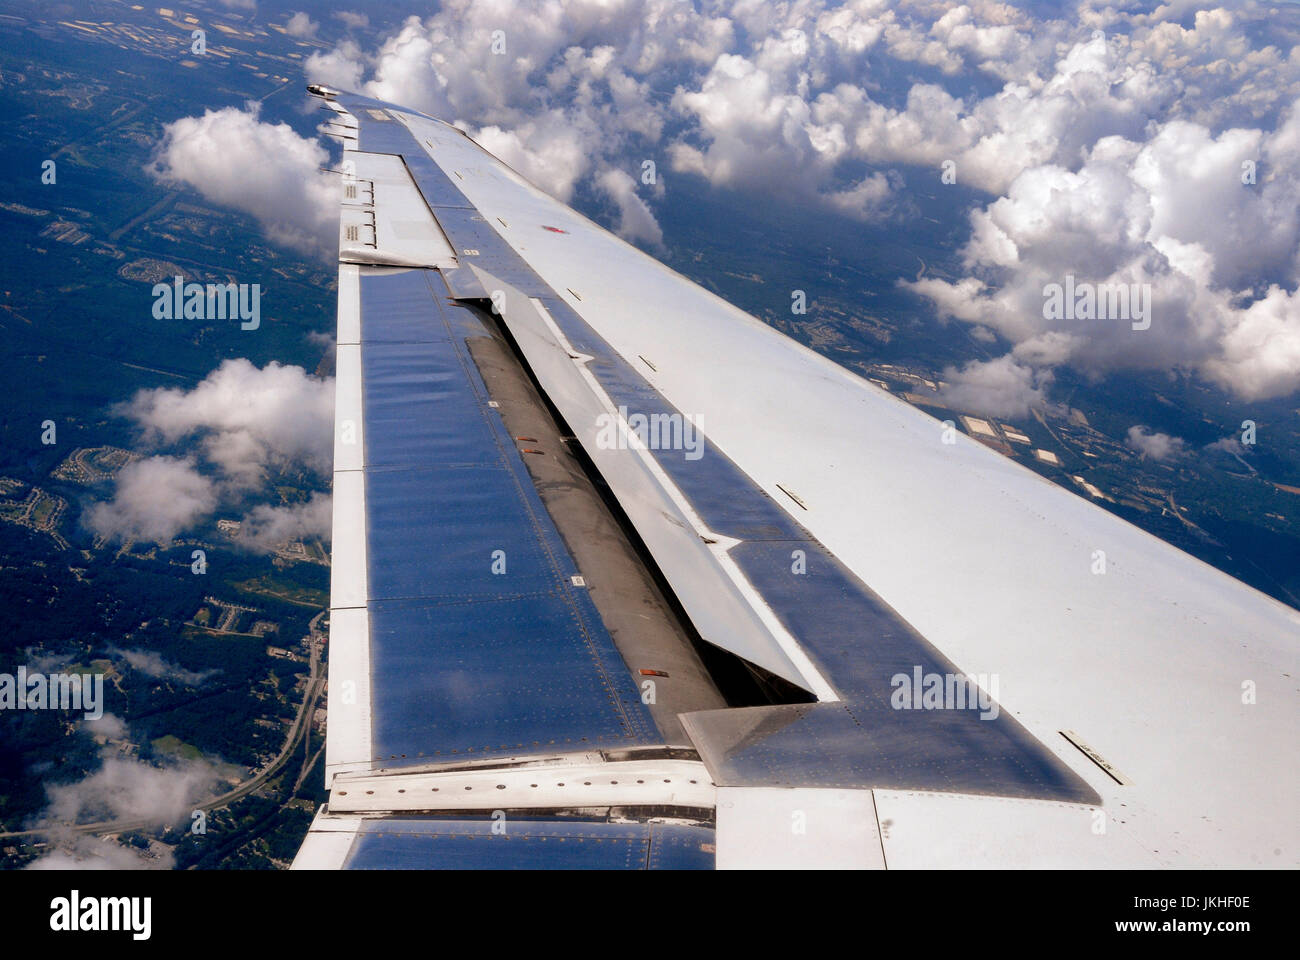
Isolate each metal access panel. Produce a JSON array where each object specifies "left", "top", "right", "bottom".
[{"left": 716, "top": 787, "right": 885, "bottom": 870}]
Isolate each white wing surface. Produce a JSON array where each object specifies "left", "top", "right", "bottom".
[{"left": 294, "top": 88, "right": 1298, "bottom": 870}]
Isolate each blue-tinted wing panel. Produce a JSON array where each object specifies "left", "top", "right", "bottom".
[
  {"left": 358, "top": 268, "right": 660, "bottom": 766},
  {"left": 344, "top": 818, "right": 716, "bottom": 870}
]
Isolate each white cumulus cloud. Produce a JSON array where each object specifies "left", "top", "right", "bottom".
[
  {"left": 595, "top": 168, "right": 663, "bottom": 245},
  {"left": 85, "top": 456, "right": 216, "bottom": 545},
  {"left": 1125, "top": 425, "right": 1186, "bottom": 461},
  {"left": 111, "top": 648, "right": 219, "bottom": 687},
  {"left": 88, "top": 361, "right": 334, "bottom": 546},
  {"left": 146, "top": 103, "right": 336, "bottom": 256},
  {"left": 285, "top": 0, "right": 1300, "bottom": 403},
  {"left": 37, "top": 756, "right": 225, "bottom": 830},
  {"left": 285, "top": 12, "right": 318, "bottom": 39},
  {"left": 119, "top": 358, "right": 334, "bottom": 486},
  {"left": 235, "top": 493, "right": 332, "bottom": 554},
  {"left": 941, "top": 355, "right": 1053, "bottom": 419}
]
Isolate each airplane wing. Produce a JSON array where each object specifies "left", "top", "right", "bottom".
[{"left": 292, "top": 87, "right": 1298, "bottom": 870}]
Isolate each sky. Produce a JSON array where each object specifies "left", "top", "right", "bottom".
[
  {"left": 99, "top": 0, "right": 1300, "bottom": 544},
  {"left": 147, "top": 0, "right": 1300, "bottom": 417}
]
